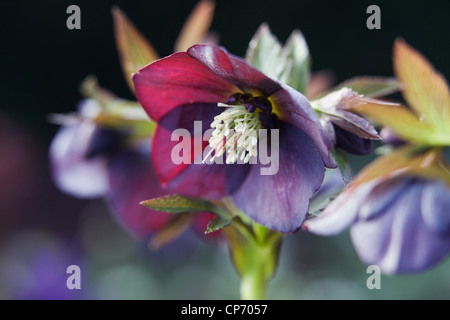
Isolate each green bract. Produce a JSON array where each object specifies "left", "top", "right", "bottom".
[
  {"left": 245, "top": 23, "right": 310, "bottom": 94},
  {"left": 356, "top": 39, "right": 450, "bottom": 148}
]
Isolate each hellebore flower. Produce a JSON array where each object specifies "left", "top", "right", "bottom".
[
  {"left": 304, "top": 39, "right": 450, "bottom": 274},
  {"left": 304, "top": 148, "right": 450, "bottom": 274},
  {"left": 133, "top": 44, "right": 337, "bottom": 233},
  {"left": 50, "top": 99, "right": 117, "bottom": 198},
  {"left": 49, "top": 98, "right": 170, "bottom": 239},
  {"left": 350, "top": 175, "right": 450, "bottom": 274},
  {"left": 49, "top": 83, "right": 214, "bottom": 244},
  {"left": 311, "top": 87, "right": 384, "bottom": 155}
]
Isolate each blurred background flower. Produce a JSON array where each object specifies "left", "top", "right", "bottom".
[
  {"left": 304, "top": 39, "right": 450, "bottom": 275},
  {"left": 1, "top": 0, "right": 449, "bottom": 299}
]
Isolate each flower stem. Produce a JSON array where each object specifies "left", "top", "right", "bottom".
[
  {"left": 223, "top": 219, "right": 283, "bottom": 300},
  {"left": 240, "top": 259, "right": 267, "bottom": 300}
]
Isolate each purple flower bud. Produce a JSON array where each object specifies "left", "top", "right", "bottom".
[{"left": 305, "top": 175, "right": 450, "bottom": 274}]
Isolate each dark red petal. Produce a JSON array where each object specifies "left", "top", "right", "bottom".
[
  {"left": 232, "top": 122, "right": 325, "bottom": 233},
  {"left": 188, "top": 45, "right": 281, "bottom": 97},
  {"left": 270, "top": 83, "right": 336, "bottom": 168},
  {"left": 132, "top": 52, "right": 239, "bottom": 122},
  {"left": 151, "top": 103, "right": 250, "bottom": 199},
  {"left": 151, "top": 102, "right": 218, "bottom": 185}
]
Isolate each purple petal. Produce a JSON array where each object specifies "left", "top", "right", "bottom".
[
  {"left": 380, "top": 127, "right": 405, "bottom": 147},
  {"left": 232, "top": 122, "right": 325, "bottom": 233},
  {"left": 334, "top": 125, "right": 373, "bottom": 155},
  {"left": 133, "top": 51, "right": 239, "bottom": 122},
  {"left": 350, "top": 199, "right": 394, "bottom": 273},
  {"left": 351, "top": 180, "right": 450, "bottom": 274},
  {"left": 421, "top": 181, "right": 450, "bottom": 235},
  {"left": 304, "top": 181, "right": 375, "bottom": 235},
  {"left": 359, "top": 178, "right": 410, "bottom": 219},
  {"left": 151, "top": 103, "right": 218, "bottom": 184},
  {"left": 187, "top": 45, "right": 281, "bottom": 97},
  {"left": 270, "top": 83, "right": 336, "bottom": 168},
  {"left": 329, "top": 110, "right": 380, "bottom": 140},
  {"left": 85, "top": 128, "right": 124, "bottom": 159},
  {"left": 151, "top": 103, "right": 249, "bottom": 199},
  {"left": 311, "top": 168, "right": 344, "bottom": 201},
  {"left": 107, "top": 148, "right": 172, "bottom": 239},
  {"left": 49, "top": 123, "right": 109, "bottom": 198},
  {"left": 166, "top": 159, "right": 250, "bottom": 200}
]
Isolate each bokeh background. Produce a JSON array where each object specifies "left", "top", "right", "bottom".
[{"left": 0, "top": 0, "right": 449, "bottom": 299}]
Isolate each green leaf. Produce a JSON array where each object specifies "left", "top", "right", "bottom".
[
  {"left": 351, "top": 146, "right": 450, "bottom": 188},
  {"left": 245, "top": 23, "right": 283, "bottom": 79},
  {"left": 205, "top": 216, "right": 233, "bottom": 234},
  {"left": 332, "top": 149, "right": 352, "bottom": 185},
  {"left": 394, "top": 39, "right": 450, "bottom": 136},
  {"left": 140, "top": 194, "right": 225, "bottom": 216},
  {"left": 174, "top": 0, "right": 215, "bottom": 52},
  {"left": 112, "top": 7, "right": 159, "bottom": 93},
  {"left": 80, "top": 75, "right": 117, "bottom": 104},
  {"left": 355, "top": 101, "right": 450, "bottom": 146},
  {"left": 278, "top": 29, "right": 310, "bottom": 93},
  {"left": 245, "top": 24, "right": 310, "bottom": 93},
  {"left": 329, "top": 76, "right": 400, "bottom": 98},
  {"left": 79, "top": 76, "right": 156, "bottom": 138}
]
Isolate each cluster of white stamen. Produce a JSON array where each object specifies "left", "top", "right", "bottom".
[{"left": 203, "top": 102, "right": 262, "bottom": 164}]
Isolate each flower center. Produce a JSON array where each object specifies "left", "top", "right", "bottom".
[{"left": 203, "top": 93, "right": 277, "bottom": 164}]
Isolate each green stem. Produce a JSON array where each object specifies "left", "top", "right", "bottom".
[
  {"left": 239, "top": 241, "right": 272, "bottom": 300},
  {"left": 240, "top": 261, "right": 267, "bottom": 300},
  {"left": 224, "top": 219, "right": 283, "bottom": 300}
]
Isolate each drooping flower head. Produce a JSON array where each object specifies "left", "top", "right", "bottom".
[
  {"left": 49, "top": 98, "right": 114, "bottom": 198},
  {"left": 311, "top": 87, "right": 383, "bottom": 155},
  {"left": 49, "top": 79, "right": 215, "bottom": 246},
  {"left": 305, "top": 147, "right": 450, "bottom": 274},
  {"left": 133, "top": 44, "right": 337, "bottom": 233},
  {"left": 304, "top": 39, "right": 450, "bottom": 274}
]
